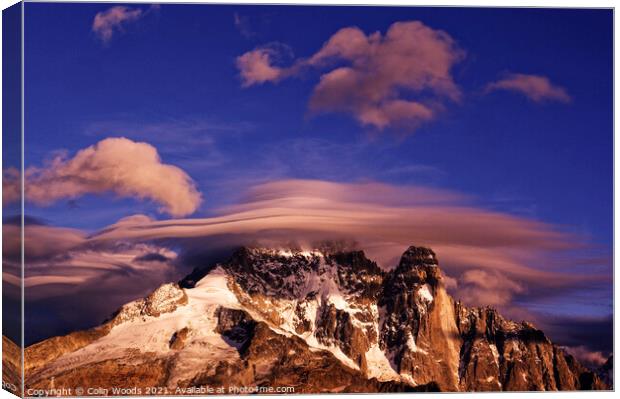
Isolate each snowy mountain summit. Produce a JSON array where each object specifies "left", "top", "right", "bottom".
[{"left": 23, "top": 245, "right": 608, "bottom": 393}]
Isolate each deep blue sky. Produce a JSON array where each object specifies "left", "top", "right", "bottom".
[
  {"left": 16, "top": 3, "right": 612, "bottom": 334},
  {"left": 23, "top": 4, "right": 612, "bottom": 244}
]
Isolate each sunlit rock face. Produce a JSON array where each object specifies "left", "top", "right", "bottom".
[
  {"left": 19, "top": 245, "right": 608, "bottom": 393},
  {"left": 379, "top": 246, "right": 460, "bottom": 390}
]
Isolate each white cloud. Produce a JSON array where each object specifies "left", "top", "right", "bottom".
[
  {"left": 236, "top": 47, "right": 286, "bottom": 87},
  {"left": 486, "top": 73, "right": 571, "bottom": 103},
  {"left": 237, "top": 21, "right": 463, "bottom": 131},
  {"left": 564, "top": 345, "right": 608, "bottom": 367},
  {"left": 3, "top": 137, "right": 202, "bottom": 217},
  {"left": 92, "top": 5, "right": 159, "bottom": 44},
  {"left": 451, "top": 268, "right": 525, "bottom": 307}
]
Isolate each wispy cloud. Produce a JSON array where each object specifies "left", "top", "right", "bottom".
[
  {"left": 92, "top": 5, "right": 159, "bottom": 44},
  {"left": 563, "top": 345, "right": 609, "bottom": 367},
  {"left": 451, "top": 268, "right": 525, "bottom": 307},
  {"left": 88, "top": 178, "right": 602, "bottom": 288},
  {"left": 3, "top": 220, "right": 180, "bottom": 344},
  {"left": 3, "top": 216, "right": 178, "bottom": 304},
  {"left": 3, "top": 137, "right": 202, "bottom": 217},
  {"left": 233, "top": 12, "right": 255, "bottom": 39},
  {"left": 7, "top": 178, "right": 607, "bottom": 309},
  {"left": 486, "top": 73, "right": 571, "bottom": 103},
  {"left": 236, "top": 43, "right": 294, "bottom": 87},
  {"left": 237, "top": 21, "right": 464, "bottom": 132},
  {"left": 83, "top": 117, "right": 252, "bottom": 156}
]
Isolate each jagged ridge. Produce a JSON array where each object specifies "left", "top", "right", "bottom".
[{"left": 20, "top": 245, "right": 609, "bottom": 393}]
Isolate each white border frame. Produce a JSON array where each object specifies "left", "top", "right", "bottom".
[{"left": 0, "top": 1, "right": 616, "bottom": 398}]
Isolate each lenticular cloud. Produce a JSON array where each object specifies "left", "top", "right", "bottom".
[{"left": 3, "top": 178, "right": 609, "bottom": 351}]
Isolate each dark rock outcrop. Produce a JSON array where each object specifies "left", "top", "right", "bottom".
[{"left": 597, "top": 355, "right": 613, "bottom": 387}]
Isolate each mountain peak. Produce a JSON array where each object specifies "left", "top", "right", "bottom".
[
  {"left": 23, "top": 244, "right": 609, "bottom": 393},
  {"left": 393, "top": 246, "right": 442, "bottom": 287},
  {"left": 399, "top": 246, "right": 438, "bottom": 268}
]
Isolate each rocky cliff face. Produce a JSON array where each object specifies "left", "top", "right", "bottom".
[
  {"left": 2, "top": 335, "right": 21, "bottom": 396},
  {"left": 21, "top": 246, "right": 609, "bottom": 394}
]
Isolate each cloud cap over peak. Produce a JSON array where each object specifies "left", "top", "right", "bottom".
[
  {"left": 486, "top": 73, "right": 571, "bottom": 103},
  {"left": 5, "top": 179, "right": 609, "bottom": 353},
  {"left": 3, "top": 137, "right": 202, "bottom": 217}
]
